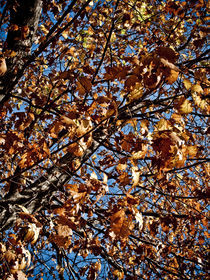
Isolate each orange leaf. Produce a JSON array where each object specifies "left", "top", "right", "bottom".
[
  {"left": 186, "top": 145, "right": 197, "bottom": 158},
  {"left": 56, "top": 215, "right": 77, "bottom": 231},
  {"left": 165, "top": 69, "right": 179, "bottom": 84},
  {"left": 110, "top": 209, "right": 125, "bottom": 235},
  {"left": 176, "top": 98, "right": 193, "bottom": 114},
  {"left": 183, "top": 79, "right": 192, "bottom": 90},
  {"left": 43, "top": 141, "right": 50, "bottom": 155}
]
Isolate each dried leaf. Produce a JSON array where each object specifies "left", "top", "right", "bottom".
[
  {"left": 79, "top": 76, "right": 92, "bottom": 92},
  {"left": 191, "top": 84, "right": 203, "bottom": 94},
  {"left": 183, "top": 79, "right": 192, "bottom": 90},
  {"left": 43, "top": 141, "right": 50, "bottom": 155},
  {"left": 165, "top": 69, "right": 179, "bottom": 84},
  {"left": 135, "top": 211, "right": 143, "bottom": 230},
  {"left": 175, "top": 97, "right": 193, "bottom": 114},
  {"left": 156, "top": 119, "right": 171, "bottom": 131},
  {"left": 156, "top": 46, "right": 178, "bottom": 63},
  {"left": 61, "top": 116, "right": 76, "bottom": 126},
  {"left": 186, "top": 145, "right": 197, "bottom": 158},
  {"left": 131, "top": 166, "right": 140, "bottom": 187},
  {"left": 110, "top": 209, "right": 125, "bottom": 235}
]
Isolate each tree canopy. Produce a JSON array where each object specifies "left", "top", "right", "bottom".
[{"left": 0, "top": 0, "right": 209, "bottom": 279}]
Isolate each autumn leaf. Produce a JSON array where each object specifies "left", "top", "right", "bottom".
[
  {"left": 131, "top": 166, "right": 140, "bottom": 187},
  {"left": 61, "top": 115, "right": 76, "bottom": 126},
  {"left": 113, "top": 270, "right": 124, "bottom": 280},
  {"left": 186, "top": 145, "right": 198, "bottom": 158},
  {"left": 42, "top": 141, "right": 50, "bottom": 155},
  {"left": 110, "top": 209, "right": 125, "bottom": 235},
  {"left": 183, "top": 79, "right": 192, "bottom": 90},
  {"left": 191, "top": 84, "right": 203, "bottom": 94},
  {"left": 77, "top": 76, "right": 92, "bottom": 95},
  {"left": 155, "top": 119, "right": 171, "bottom": 131},
  {"left": 0, "top": 0, "right": 208, "bottom": 279},
  {"left": 156, "top": 46, "right": 178, "bottom": 63},
  {"left": 135, "top": 211, "right": 143, "bottom": 230},
  {"left": 165, "top": 69, "right": 179, "bottom": 84},
  {"left": 175, "top": 97, "right": 193, "bottom": 114}
]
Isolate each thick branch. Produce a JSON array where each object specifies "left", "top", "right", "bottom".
[{"left": 0, "top": 0, "right": 43, "bottom": 105}]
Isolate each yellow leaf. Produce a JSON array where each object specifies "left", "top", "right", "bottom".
[
  {"left": 19, "top": 153, "right": 28, "bottom": 168},
  {"left": 176, "top": 98, "right": 193, "bottom": 114},
  {"left": 180, "top": 99, "right": 193, "bottom": 114},
  {"left": 191, "top": 84, "right": 203, "bottom": 94},
  {"left": 131, "top": 149, "right": 147, "bottom": 159},
  {"left": 183, "top": 79, "right": 192, "bottom": 90},
  {"left": 192, "top": 93, "right": 207, "bottom": 110},
  {"left": 113, "top": 270, "right": 124, "bottom": 280},
  {"left": 116, "top": 163, "right": 127, "bottom": 171},
  {"left": 62, "top": 30, "right": 68, "bottom": 39},
  {"left": 156, "top": 119, "right": 171, "bottom": 131},
  {"left": 69, "top": 46, "right": 76, "bottom": 56},
  {"left": 187, "top": 145, "right": 197, "bottom": 158},
  {"left": 127, "top": 86, "right": 143, "bottom": 102},
  {"left": 61, "top": 115, "right": 76, "bottom": 126},
  {"left": 40, "top": 24, "right": 48, "bottom": 35},
  {"left": 171, "top": 113, "right": 183, "bottom": 124},
  {"left": 10, "top": 51, "right": 17, "bottom": 57}
]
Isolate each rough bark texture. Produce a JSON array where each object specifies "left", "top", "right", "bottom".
[
  {"left": 0, "top": 0, "right": 42, "bottom": 105},
  {"left": 0, "top": 130, "right": 107, "bottom": 231}
]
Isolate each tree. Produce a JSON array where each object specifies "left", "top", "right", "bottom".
[{"left": 0, "top": 0, "right": 209, "bottom": 279}]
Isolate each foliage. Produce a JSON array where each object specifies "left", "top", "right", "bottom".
[{"left": 0, "top": 0, "right": 209, "bottom": 279}]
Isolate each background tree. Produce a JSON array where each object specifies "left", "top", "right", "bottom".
[{"left": 0, "top": 0, "right": 209, "bottom": 279}]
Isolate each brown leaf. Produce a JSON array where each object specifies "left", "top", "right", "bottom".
[
  {"left": 50, "top": 233, "right": 71, "bottom": 249},
  {"left": 156, "top": 46, "right": 178, "bottom": 63},
  {"left": 160, "top": 57, "right": 180, "bottom": 72},
  {"left": 61, "top": 115, "right": 76, "bottom": 126},
  {"left": 56, "top": 215, "right": 77, "bottom": 230},
  {"left": 165, "top": 69, "right": 179, "bottom": 84},
  {"left": 126, "top": 194, "right": 139, "bottom": 205},
  {"left": 125, "top": 75, "right": 139, "bottom": 89},
  {"left": 79, "top": 76, "right": 92, "bottom": 92},
  {"left": 42, "top": 141, "right": 50, "bottom": 155},
  {"left": 57, "top": 224, "right": 72, "bottom": 238},
  {"left": 110, "top": 209, "right": 125, "bottom": 235},
  {"left": 175, "top": 97, "right": 193, "bottom": 114},
  {"left": 4, "top": 250, "right": 16, "bottom": 263}
]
